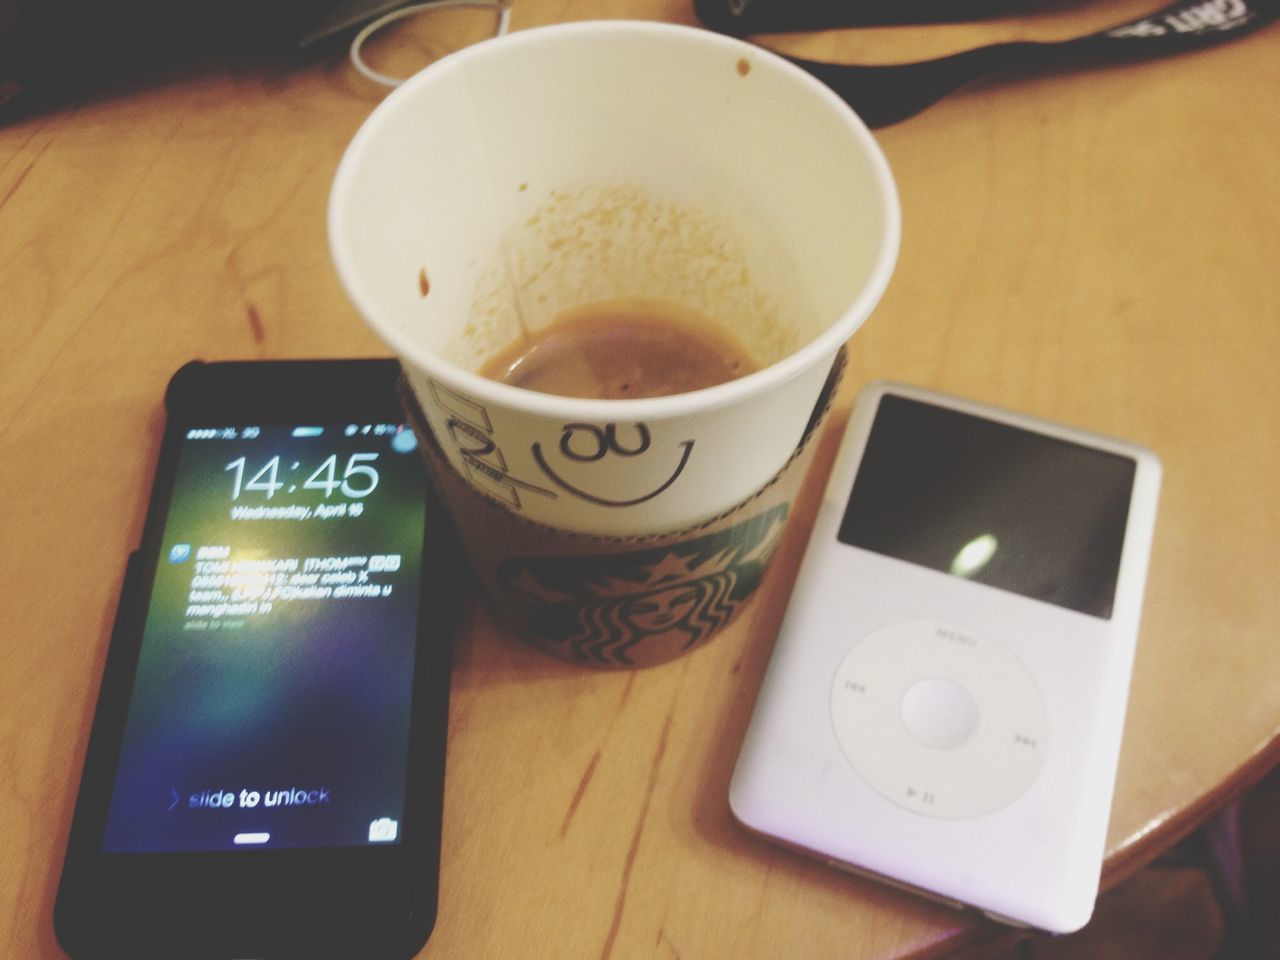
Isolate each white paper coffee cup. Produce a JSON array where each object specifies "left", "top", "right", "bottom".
[{"left": 330, "top": 20, "right": 898, "bottom": 536}]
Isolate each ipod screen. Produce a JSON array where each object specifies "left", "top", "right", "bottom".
[{"left": 837, "top": 395, "right": 1136, "bottom": 619}]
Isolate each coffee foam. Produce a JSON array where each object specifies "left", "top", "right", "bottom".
[{"left": 446, "top": 182, "right": 809, "bottom": 372}]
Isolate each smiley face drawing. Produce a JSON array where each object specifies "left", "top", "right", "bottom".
[{"left": 531, "top": 421, "right": 693, "bottom": 507}]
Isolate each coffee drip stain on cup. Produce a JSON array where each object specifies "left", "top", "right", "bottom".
[{"left": 478, "top": 297, "right": 760, "bottom": 400}]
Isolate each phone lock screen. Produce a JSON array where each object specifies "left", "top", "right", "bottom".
[{"left": 102, "top": 420, "right": 427, "bottom": 854}]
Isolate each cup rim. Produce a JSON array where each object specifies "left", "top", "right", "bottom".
[{"left": 329, "top": 19, "right": 900, "bottom": 421}]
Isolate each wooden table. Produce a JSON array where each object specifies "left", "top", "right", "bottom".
[{"left": 3, "top": 2, "right": 1278, "bottom": 957}]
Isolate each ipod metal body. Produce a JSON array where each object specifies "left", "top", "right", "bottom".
[{"left": 730, "top": 382, "right": 1161, "bottom": 933}]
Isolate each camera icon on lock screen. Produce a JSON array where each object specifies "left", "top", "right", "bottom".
[{"left": 368, "top": 818, "right": 399, "bottom": 843}]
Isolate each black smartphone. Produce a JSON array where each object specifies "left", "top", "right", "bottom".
[{"left": 55, "top": 359, "right": 453, "bottom": 959}]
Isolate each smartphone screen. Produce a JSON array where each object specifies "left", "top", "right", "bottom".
[{"left": 101, "top": 418, "right": 427, "bottom": 854}]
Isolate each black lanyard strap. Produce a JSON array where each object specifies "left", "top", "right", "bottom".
[{"left": 700, "top": 0, "right": 1280, "bottom": 127}]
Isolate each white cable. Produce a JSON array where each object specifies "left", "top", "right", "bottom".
[{"left": 350, "top": 0, "right": 512, "bottom": 88}]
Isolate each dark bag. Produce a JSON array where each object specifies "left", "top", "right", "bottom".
[{"left": 0, "top": 0, "right": 391, "bottom": 121}]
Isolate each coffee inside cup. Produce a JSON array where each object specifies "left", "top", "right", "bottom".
[
  {"left": 478, "top": 297, "right": 760, "bottom": 400},
  {"left": 441, "top": 183, "right": 809, "bottom": 386},
  {"left": 330, "top": 22, "right": 899, "bottom": 537}
]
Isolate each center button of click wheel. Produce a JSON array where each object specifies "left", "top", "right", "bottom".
[{"left": 899, "top": 676, "right": 980, "bottom": 750}]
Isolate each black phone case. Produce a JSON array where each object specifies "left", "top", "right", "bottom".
[{"left": 54, "top": 358, "right": 452, "bottom": 960}]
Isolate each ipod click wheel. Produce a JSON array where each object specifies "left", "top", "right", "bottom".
[{"left": 730, "top": 382, "right": 1161, "bottom": 934}]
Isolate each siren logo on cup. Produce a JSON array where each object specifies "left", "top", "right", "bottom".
[{"left": 494, "top": 504, "right": 788, "bottom": 666}]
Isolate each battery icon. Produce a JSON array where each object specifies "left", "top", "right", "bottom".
[{"left": 292, "top": 426, "right": 325, "bottom": 438}]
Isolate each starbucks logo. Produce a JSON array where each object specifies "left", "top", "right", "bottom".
[{"left": 495, "top": 503, "right": 789, "bottom": 667}]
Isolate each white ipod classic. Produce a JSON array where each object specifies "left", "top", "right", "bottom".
[{"left": 730, "top": 381, "right": 1161, "bottom": 933}]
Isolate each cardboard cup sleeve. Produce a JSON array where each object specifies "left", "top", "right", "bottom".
[{"left": 400, "top": 349, "right": 845, "bottom": 669}]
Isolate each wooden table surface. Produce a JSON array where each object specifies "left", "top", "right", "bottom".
[{"left": 3, "top": 2, "right": 1278, "bottom": 957}]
